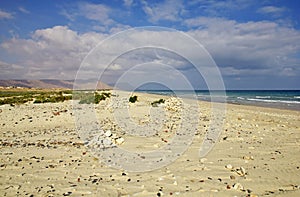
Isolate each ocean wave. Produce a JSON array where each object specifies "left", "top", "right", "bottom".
[
  {"left": 247, "top": 98, "right": 300, "bottom": 104},
  {"left": 294, "top": 96, "right": 300, "bottom": 99},
  {"left": 256, "top": 96, "right": 271, "bottom": 99}
]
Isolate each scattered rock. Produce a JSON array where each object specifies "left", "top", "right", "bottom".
[
  {"left": 233, "top": 183, "right": 244, "bottom": 190},
  {"left": 115, "top": 137, "right": 124, "bottom": 145},
  {"left": 52, "top": 111, "right": 60, "bottom": 116},
  {"left": 63, "top": 191, "right": 72, "bottom": 196},
  {"left": 225, "top": 164, "right": 233, "bottom": 170},
  {"left": 105, "top": 130, "right": 112, "bottom": 137},
  {"left": 236, "top": 167, "right": 247, "bottom": 176},
  {"left": 243, "top": 156, "right": 254, "bottom": 160}
]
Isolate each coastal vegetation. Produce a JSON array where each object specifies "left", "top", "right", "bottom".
[
  {"left": 129, "top": 95, "right": 138, "bottom": 103},
  {"left": 151, "top": 98, "right": 165, "bottom": 107},
  {"left": 0, "top": 89, "right": 72, "bottom": 105},
  {"left": 76, "top": 91, "right": 111, "bottom": 104}
]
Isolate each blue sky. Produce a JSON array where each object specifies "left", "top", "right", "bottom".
[{"left": 0, "top": 0, "right": 299, "bottom": 89}]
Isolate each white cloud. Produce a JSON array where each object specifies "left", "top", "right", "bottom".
[
  {"left": 142, "top": 0, "right": 184, "bottom": 23},
  {"left": 18, "top": 7, "right": 30, "bottom": 14},
  {"left": 1, "top": 19, "right": 299, "bottom": 87},
  {"left": 61, "top": 2, "right": 114, "bottom": 26},
  {"left": 188, "top": 0, "right": 253, "bottom": 16},
  {"left": 1, "top": 26, "right": 107, "bottom": 79},
  {"left": 0, "top": 9, "right": 13, "bottom": 19},
  {"left": 185, "top": 17, "right": 300, "bottom": 77},
  {"left": 258, "top": 6, "right": 286, "bottom": 17},
  {"left": 79, "top": 2, "right": 114, "bottom": 25},
  {"left": 123, "top": 0, "right": 134, "bottom": 8},
  {"left": 0, "top": 61, "right": 26, "bottom": 79}
]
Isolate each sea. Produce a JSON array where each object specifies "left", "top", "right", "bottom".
[{"left": 137, "top": 90, "right": 300, "bottom": 111}]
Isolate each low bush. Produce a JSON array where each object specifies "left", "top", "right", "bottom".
[
  {"left": 151, "top": 98, "right": 165, "bottom": 107},
  {"left": 129, "top": 95, "right": 138, "bottom": 103},
  {"left": 78, "top": 91, "right": 111, "bottom": 104}
]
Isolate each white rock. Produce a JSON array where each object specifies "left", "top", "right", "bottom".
[
  {"left": 233, "top": 183, "right": 244, "bottom": 190},
  {"left": 115, "top": 137, "right": 124, "bottom": 145},
  {"left": 103, "top": 138, "right": 112, "bottom": 146},
  {"left": 105, "top": 130, "right": 112, "bottom": 137},
  {"left": 225, "top": 164, "right": 233, "bottom": 170}
]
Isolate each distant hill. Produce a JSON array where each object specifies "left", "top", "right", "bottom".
[{"left": 0, "top": 79, "right": 112, "bottom": 90}]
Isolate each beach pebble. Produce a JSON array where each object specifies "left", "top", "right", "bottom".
[
  {"left": 63, "top": 191, "right": 72, "bottom": 196},
  {"left": 233, "top": 183, "right": 244, "bottom": 190},
  {"left": 236, "top": 167, "right": 247, "bottom": 176},
  {"left": 240, "top": 167, "right": 246, "bottom": 175},
  {"left": 105, "top": 130, "right": 112, "bottom": 137},
  {"left": 243, "top": 156, "right": 254, "bottom": 160},
  {"left": 115, "top": 137, "right": 124, "bottom": 145},
  {"left": 225, "top": 164, "right": 233, "bottom": 169},
  {"left": 103, "top": 139, "right": 112, "bottom": 146}
]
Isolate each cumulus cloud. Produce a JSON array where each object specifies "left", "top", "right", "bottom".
[
  {"left": 185, "top": 17, "right": 300, "bottom": 77},
  {"left": 1, "top": 26, "right": 107, "bottom": 79},
  {"left": 0, "top": 9, "right": 13, "bottom": 19},
  {"left": 0, "top": 61, "right": 26, "bottom": 79},
  {"left": 142, "top": 0, "right": 184, "bottom": 23},
  {"left": 0, "top": 18, "right": 299, "bottom": 88}
]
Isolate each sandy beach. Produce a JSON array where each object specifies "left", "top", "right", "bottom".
[{"left": 0, "top": 90, "right": 299, "bottom": 197}]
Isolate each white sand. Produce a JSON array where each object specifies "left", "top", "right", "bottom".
[{"left": 0, "top": 90, "right": 300, "bottom": 196}]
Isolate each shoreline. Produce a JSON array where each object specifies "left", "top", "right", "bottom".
[{"left": 136, "top": 90, "right": 300, "bottom": 112}]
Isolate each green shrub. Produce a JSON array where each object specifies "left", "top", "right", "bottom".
[
  {"left": 0, "top": 90, "right": 72, "bottom": 105},
  {"left": 151, "top": 98, "right": 165, "bottom": 107},
  {"left": 34, "top": 99, "right": 42, "bottom": 104},
  {"left": 78, "top": 92, "right": 110, "bottom": 104},
  {"left": 129, "top": 95, "right": 138, "bottom": 103}
]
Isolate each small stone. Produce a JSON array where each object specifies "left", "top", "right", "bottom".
[
  {"left": 105, "top": 130, "right": 112, "bottom": 137},
  {"left": 240, "top": 167, "right": 246, "bottom": 175},
  {"left": 63, "top": 191, "right": 72, "bottom": 196},
  {"left": 225, "top": 164, "right": 233, "bottom": 169},
  {"left": 103, "top": 139, "right": 112, "bottom": 146},
  {"left": 243, "top": 156, "right": 254, "bottom": 160},
  {"left": 115, "top": 137, "right": 124, "bottom": 145},
  {"left": 230, "top": 175, "right": 235, "bottom": 180},
  {"left": 233, "top": 183, "right": 244, "bottom": 190}
]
